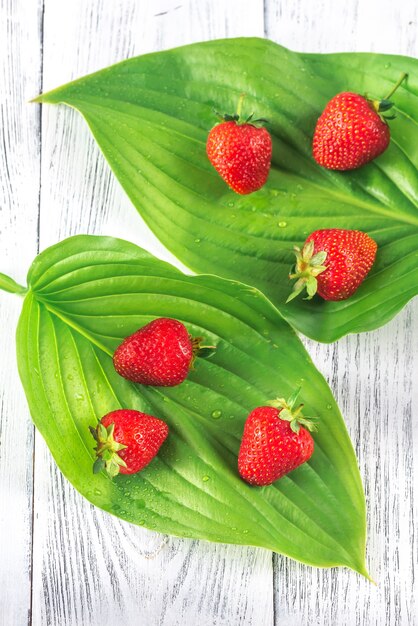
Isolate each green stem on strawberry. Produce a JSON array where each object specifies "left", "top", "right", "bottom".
[
  {"left": 268, "top": 387, "right": 319, "bottom": 434},
  {"left": 383, "top": 72, "right": 408, "bottom": 100},
  {"left": 286, "top": 241, "right": 328, "bottom": 303},
  {"left": 236, "top": 93, "right": 245, "bottom": 119},
  {"left": 214, "top": 93, "right": 269, "bottom": 127},
  {"left": 370, "top": 72, "right": 408, "bottom": 118},
  {"left": 89, "top": 422, "right": 127, "bottom": 478},
  {"left": 0, "top": 272, "right": 27, "bottom": 296}
]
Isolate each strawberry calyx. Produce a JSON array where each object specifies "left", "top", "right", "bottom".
[
  {"left": 89, "top": 422, "right": 127, "bottom": 478},
  {"left": 368, "top": 72, "right": 408, "bottom": 121},
  {"left": 191, "top": 336, "right": 217, "bottom": 360},
  {"left": 268, "top": 387, "right": 319, "bottom": 434},
  {"left": 215, "top": 93, "right": 269, "bottom": 128},
  {"left": 286, "top": 240, "right": 328, "bottom": 303}
]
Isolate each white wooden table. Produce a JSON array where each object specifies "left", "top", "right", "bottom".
[{"left": 0, "top": 1, "right": 417, "bottom": 624}]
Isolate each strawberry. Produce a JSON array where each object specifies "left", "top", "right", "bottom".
[
  {"left": 113, "top": 317, "right": 212, "bottom": 387},
  {"left": 313, "top": 73, "right": 408, "bottom": 170},
  {"left": 287, "top": 229, "right": 377, "bottom": 302},
  {"left": 90, "top": 409, "right": 169, "bottom": 477},
  {"left": 206, "top": 96, "right": 272, "bottom": 194},
  {"left": 238, "top": 388, "right": 317, "bottom": 486}
]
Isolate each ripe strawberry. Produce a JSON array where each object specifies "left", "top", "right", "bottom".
[
  {"left": 89, "top": 409, "right": 169, "bottom": 477},
  {"left": 238, "top": 388, "right": 317, "bottom": 486},
  {"left": 313, "top": 73, "right": 408, "bottom": 170},
  {"left": 113, "top": 317, "right": 212, "bottom": 386},
  {"left": 287, "top": 229, "right": 377, "bottom": 302},
  {"left": 206, "top": 96, "right": 272, "bottom": 194}
]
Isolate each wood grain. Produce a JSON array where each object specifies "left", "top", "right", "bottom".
[
  {"left": 0, "top": 0, "right": 42, "bottom": 623},
  {"left": 0, "top": 0, "right": 417, "bottom": 624}
]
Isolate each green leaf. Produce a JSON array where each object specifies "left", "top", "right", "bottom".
[
  {"left": 35, "top": 38, "right": 418, "bottom": 342},
  {"left": 7, "top": 235, "right": 367, "bottom": 574}
]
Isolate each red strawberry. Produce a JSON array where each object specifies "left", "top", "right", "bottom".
[
  {"left": 90, "top": 409, "right": 169, "bottom": 477},
  {"left": 113, "top": 317, "right": 207, "bottom": 386},
  {"left": 238, "top": 388, "right": 317, "bottom": 486},
  {"left": 287, "top": 229, "right": 377, "bottom": 302},
  {"left": 313, "top": 73, "right": 407, "bottom": 170},
  {"left": 206, "top": 96, "right": 272, "bottom": 194}
]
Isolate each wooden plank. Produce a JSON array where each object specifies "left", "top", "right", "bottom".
[
  {"left": 33, "top": 1, "right": 273, "bottom": 625},
  {"left": 266, "top": 3, "right": 418, "bottom": 624},
  {"left": 265, "top": 0, "right": 418, "bottom": 56},
  {"left": 0, "top": 0, "right": 43, "bottom": 623}
]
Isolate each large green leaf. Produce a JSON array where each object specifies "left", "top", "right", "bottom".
[
  {"left": 36, "top": 38, "right": 418, "bottom": 342},
  {"left": 3, "top": 235, "right": 367, "bottom": 573}
]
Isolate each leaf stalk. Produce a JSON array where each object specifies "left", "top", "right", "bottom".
[{"left": 0, "top": 272, "right": 27, "bottom": 296}]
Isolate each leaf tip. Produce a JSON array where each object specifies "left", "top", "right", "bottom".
[
  {"left": 30, "top": 94, "right": 43, "bottom": 104},
  {"left": 356, "top": 565, "right": 376, "bottom": 584}
]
